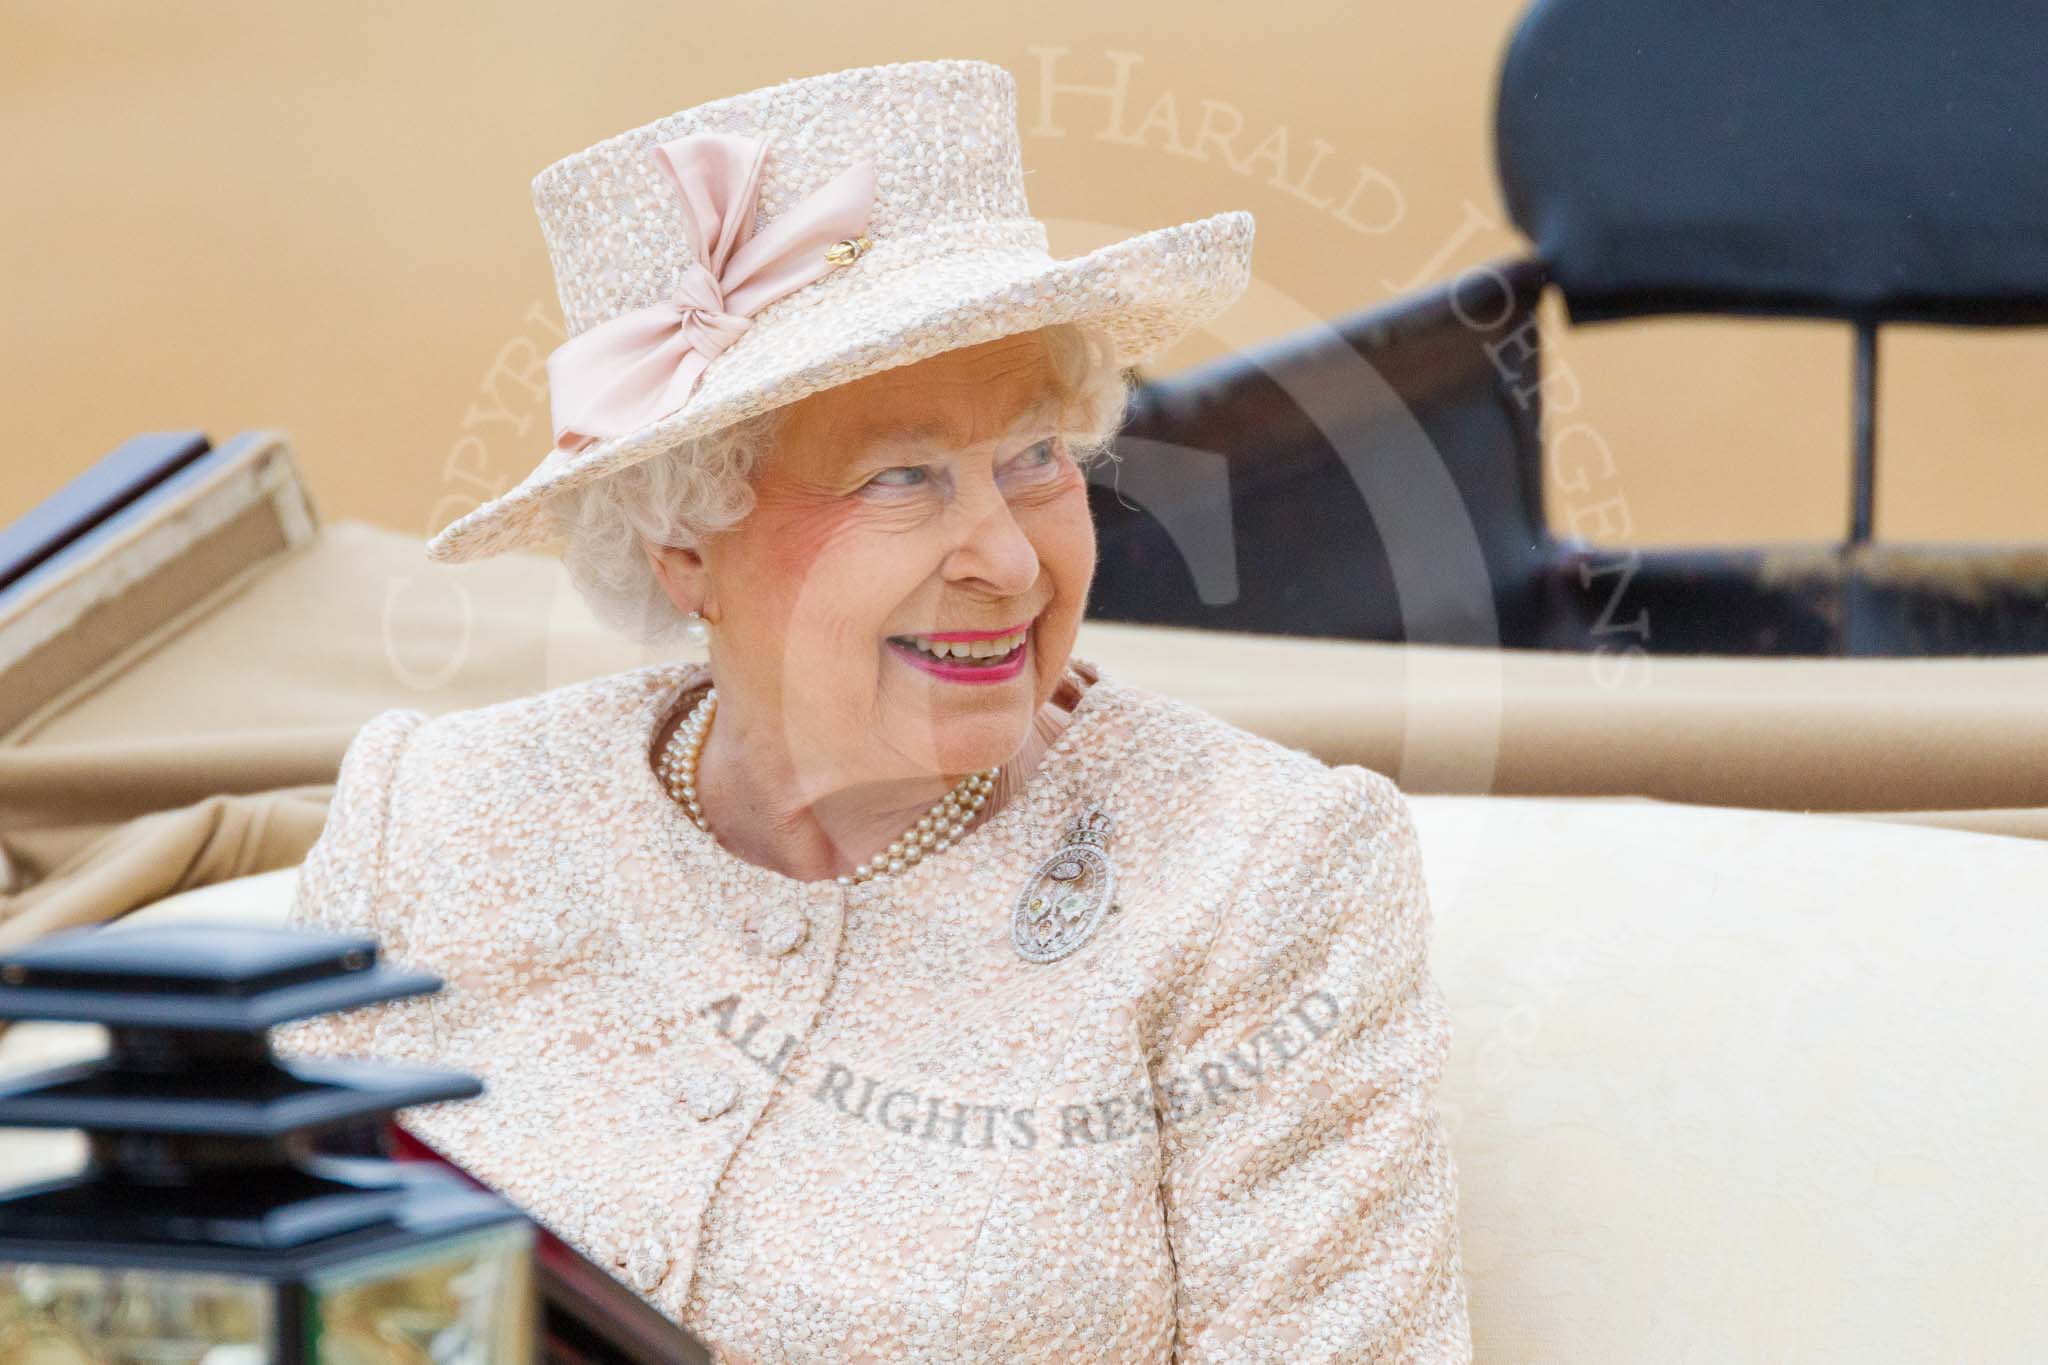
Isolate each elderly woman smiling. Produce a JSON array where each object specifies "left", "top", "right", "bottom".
[
  {"left": 561, "top": 323, "right": 1116, "bottom": 885},
  {"left": 278, "top": 60, "right": 1472, "bottom": 1364}
]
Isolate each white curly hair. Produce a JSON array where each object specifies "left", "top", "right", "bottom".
[{"left": 549, "top": 323, "right": 1133, "bottom": 644}]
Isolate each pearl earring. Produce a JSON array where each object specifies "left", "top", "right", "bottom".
[{"left": 683, "top": 610, "right": 711, "bottom": 647}]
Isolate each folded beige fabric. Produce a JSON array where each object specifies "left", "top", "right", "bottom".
[
  {"left": 0, "top": 785, "right": 331, "bottom": 952},
  {"left": 4, "top": 519, "right": 2043, "bottom": 943}
]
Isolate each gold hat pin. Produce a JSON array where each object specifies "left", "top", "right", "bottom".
[{"left": 824, "top": 235, "right": 872, "bottom": 266}]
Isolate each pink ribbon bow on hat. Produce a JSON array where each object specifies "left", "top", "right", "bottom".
[{"left": 545, "top": 132, "right": 877, "bottom": 454}]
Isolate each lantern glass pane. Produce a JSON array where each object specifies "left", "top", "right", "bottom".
[
  {"left": 304, "top": 1221, "right": 534, "bottom": 1364},
  {"left": 0, "top": 1261, "right": 273, "bottom": 1363}
]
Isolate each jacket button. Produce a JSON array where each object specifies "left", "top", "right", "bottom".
[
  {"left": 621, "top": 1236, "right": 670, "bottom": 1293},
  {"left": 757, "top": 908, "right": 810, "bottom": 957},
  {"left": 680, "top": 1068, "right": 739, "bottom": 1121}
]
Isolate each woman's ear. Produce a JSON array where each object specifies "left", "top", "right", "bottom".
[{"left": 646, "top": 540, "right": 718, "bottom": 623}]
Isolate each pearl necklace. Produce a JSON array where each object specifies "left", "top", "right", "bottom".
[{"left": 660, "top": 686, "right": 999, "bottom": 887}]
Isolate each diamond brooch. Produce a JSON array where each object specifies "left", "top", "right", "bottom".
[{"left": 1011, "top": 809, "right": 1121, "bottom": 964}]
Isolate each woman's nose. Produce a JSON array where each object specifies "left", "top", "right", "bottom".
[{"left": 942, "top": 490, "right": 1040, "bottom": 597}]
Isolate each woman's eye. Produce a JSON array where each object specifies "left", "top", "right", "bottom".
[
  {"left": 1006, "top": 439, "right": 1060, "bottom": 474},
  {"left": 866, "top": 465, "right": 929, "bottom": 489}
]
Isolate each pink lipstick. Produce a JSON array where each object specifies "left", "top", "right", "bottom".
[{"left": 886, "top": 618, "right": 1035, "bottom": 685}]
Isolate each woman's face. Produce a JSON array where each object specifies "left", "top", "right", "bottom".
[{"left": 657, "top": 330, "right": 1097, "bottom": 783}]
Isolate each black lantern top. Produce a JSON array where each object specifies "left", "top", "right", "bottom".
[
  {"left": 0, "top": 923, "right": 486, "bottom": 1254},
  {"left": 0, "top": 922, "right": 440, "bottom": 1030}
]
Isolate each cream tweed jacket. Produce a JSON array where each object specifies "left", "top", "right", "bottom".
[{"left": 274, "top": 658, "right": 1472, "bottom": 1363}]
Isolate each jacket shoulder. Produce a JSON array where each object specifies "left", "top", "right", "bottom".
[
  {"left": 367, "top": 665, "right": 691, "bottom": 841},
  {"left": 1086, "top": 671, "right": 1406, "bottom": 829},
  {"left": 399, "top": 664, "right": 689, "bottom": 774}
]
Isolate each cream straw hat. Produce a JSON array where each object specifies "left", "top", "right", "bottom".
[{"left": 426, "top": 57, "right": 1256, "bottom": 563}]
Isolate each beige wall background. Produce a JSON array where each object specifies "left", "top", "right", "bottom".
[{"left": 4, "top": 0, "right": 2043, "bottom": 547}]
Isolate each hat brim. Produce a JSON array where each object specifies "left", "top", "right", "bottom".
[{"left": 425, "top": 209, "right": 1254, "bottom": 563}]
